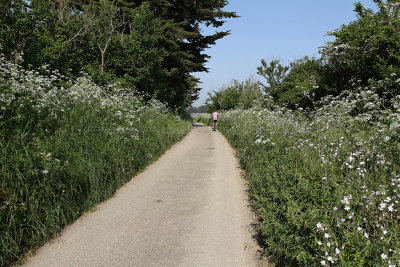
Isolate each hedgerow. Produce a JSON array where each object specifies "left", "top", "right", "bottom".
[
  {"left": 218, "top": 78, "right": 400, "bottom": 266},
  {"left": 0, "top": 54, "right": 191, "bottom": 266}
]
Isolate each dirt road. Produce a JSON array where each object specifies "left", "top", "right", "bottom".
[{"left": 24, "top": 123, "right": 263, "bottom": 267}]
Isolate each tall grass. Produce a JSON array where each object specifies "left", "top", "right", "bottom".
[
  {"left": 0, "top": 54, "right": 192, "bottom": 266},
  {"left": 218, "top": 79, "right": 400, "bottom": 266}
]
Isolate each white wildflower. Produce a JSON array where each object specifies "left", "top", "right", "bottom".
[
  {"left": 341, "top": 195, "right": 352, "bottom": 205},
  {"left": 388, "top": 204, "right": 394, "bottom": 212}
]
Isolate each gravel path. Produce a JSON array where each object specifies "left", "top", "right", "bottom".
[{"left": 24, "top": 123, "right": 264, "bottom": 267}]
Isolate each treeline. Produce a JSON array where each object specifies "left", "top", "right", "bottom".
[
  {"left": 207, "top": 0, "right": 400, "bottom": 111},
  {"left": 187, "top": 105, "right": 207, "bottom": 113},
  {"left": 0, "top": 0, "right": 237, "bottom": 109}
]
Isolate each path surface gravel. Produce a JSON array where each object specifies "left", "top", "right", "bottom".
[{"left": 24, "top": 123, "right": 264, "bottom": 267}]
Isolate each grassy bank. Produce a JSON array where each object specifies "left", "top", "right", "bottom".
[
  {"left": 218, "top": 85, "right": 400, "bottom": 266},
  {"left": 0, "top": 55, "right": 192, "bottom": 266}
]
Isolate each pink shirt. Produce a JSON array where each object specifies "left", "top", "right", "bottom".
[{"left": 212, "top": 112, "right": 218, "bottom": 120}]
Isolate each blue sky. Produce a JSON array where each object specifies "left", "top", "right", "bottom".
[{"left": 192, "top": 0, "right": 378, "bottom": 107}]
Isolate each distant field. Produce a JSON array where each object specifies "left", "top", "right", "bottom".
[
  {"left": 190, "top": 113, "right": 207, "bottom": 117},
  {"left": 191, "top": 113, "right": 211, "bottom": 125}
]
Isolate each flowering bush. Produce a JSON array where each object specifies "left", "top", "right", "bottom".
[
  {"left": 218, "top": 78, "right": 400, "bottom": 266},
  {"left": 0, "top": 54, "right": 191, "bottom": 266}
]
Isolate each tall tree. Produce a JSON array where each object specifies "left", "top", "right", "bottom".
[
  {"left": 257, "top": 59, "right": 289, "bottom": 95},
  {"left": 320, "top": 0, "right": 400, "bottom": 97},
  {"left": 0, "top": 0, "right": 33, "bottom": 62},
  {"left": 86, "top": 0, "right": 124, "bottom": 74},
  {"left": 106, "top": 2, "right": 166, "bottom": 94},
  {"left": 116, "top": 0, "right": 238, "bottom": 108}
]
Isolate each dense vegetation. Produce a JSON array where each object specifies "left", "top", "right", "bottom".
[
  {"left": 187, "top": 105, "right": 207, "bottom": 113},
  {"left": 219, "top": 89, "right": 400, "bottom": 266},
  {"left": 206, "top": 1, "right": 400, "bottom": 266},
  {"left": 0, "top": 0, "right": 236, "bottom": 109},
  {"left": 0, "top": 53, "right": 193, "bottom": 266},
  {"left": 205, "top": 77, "right": 263, "bottom": 112}
]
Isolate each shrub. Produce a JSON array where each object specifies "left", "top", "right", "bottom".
[{"left": 205, "top": 77, "right": 263, "bottom": 112}]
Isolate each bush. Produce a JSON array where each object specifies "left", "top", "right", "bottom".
[
  {"left": 0, "top": 54, "right": 191, "bottom": 266},
  {"left": 320, "top": 1, "right": 400, "bottom": 98},
  {"left": 206, "top": 77, "right": 263, "bottom": 112},
  {"left": 218, "top": 78, "right": 400, "bottom": 266}
]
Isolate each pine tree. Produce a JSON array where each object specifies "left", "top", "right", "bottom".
[{"left": 115, "top": 0, "right": 238, "bottom": 108}]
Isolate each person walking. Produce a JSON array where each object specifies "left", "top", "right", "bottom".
[{"left": 212, "top": 110, "right": 219, "bottom": 131}]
